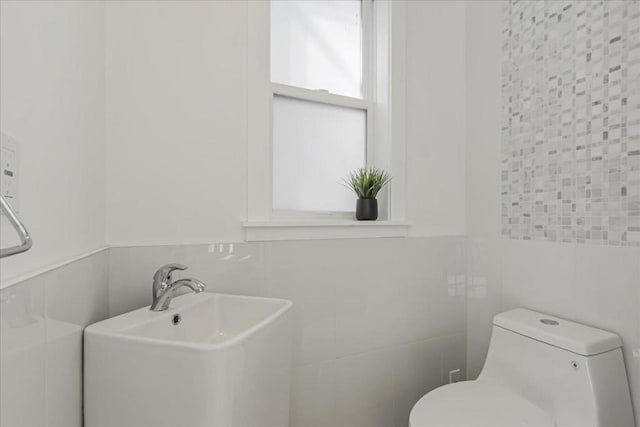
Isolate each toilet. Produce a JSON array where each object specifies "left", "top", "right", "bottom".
[{"left": 409, "top": 308, "right": 635, "bottom": 426}]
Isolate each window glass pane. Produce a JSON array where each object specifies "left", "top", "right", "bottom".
[
  {"left": 271, "top": 0, "right": 363, "bottom": 98},
  {"left": 273, "top": 96, "right": 366, "bottom": 212}
]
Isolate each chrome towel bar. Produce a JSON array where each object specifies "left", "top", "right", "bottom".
[{"left": 0, "top": 193, "right": 32, "bottom": 258}]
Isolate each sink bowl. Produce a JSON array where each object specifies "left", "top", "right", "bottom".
[{"left": 84, "top": 292, "right": 293, "bottom": 427}]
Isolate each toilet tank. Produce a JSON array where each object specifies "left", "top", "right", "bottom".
[{"left": 478, "top": 308, "right": 635, "bottom": 427}]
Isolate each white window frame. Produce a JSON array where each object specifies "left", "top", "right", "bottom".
[{"left": 245, "top": 0, "right": 408, "bottom": 241}]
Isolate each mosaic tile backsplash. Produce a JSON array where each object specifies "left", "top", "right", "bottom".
[{"left": 501, "top": 0, "right": 640, "bottom": 246}]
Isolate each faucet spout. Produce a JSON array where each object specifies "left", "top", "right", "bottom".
[{"left": 171, "top": 278, "right": 206, "bottom": 294}]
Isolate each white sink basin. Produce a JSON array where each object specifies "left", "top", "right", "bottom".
[{"left": 84, "top": 292, "right": 293, "bottom": 427}]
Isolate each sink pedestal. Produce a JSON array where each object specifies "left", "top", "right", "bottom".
[{"left": 84, "top": 293, "right": 293, "bottom": 427}]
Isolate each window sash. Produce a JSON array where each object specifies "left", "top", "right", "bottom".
[
  {"left": 272, "top": 83, "right": 370, "bottom": 111},
  {"left": 270, "top": 83, "right": 371, "bottom": 217}
]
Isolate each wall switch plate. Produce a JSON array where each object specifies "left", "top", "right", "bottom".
[
  {"left": 449, "top": 369, "right": 461, "bottom": 384},
  {"left": 1, "top": 132, "right": 20, "bottom": 214}
]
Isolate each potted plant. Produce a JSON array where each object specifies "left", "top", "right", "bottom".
[{"left": 343, "top": 167, "right": 392, "bottom": 221}]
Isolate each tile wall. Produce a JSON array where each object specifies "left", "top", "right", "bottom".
[
  {"left": 501, "top": 0, "right": 640, "bottom": 245},
  {"left": 108, "top": 236, "right": 467, "bottom": 427},
  {"left": 0, "top": 237, "right": 467, "bottom": 427},
  {"left": 0, "top": 251, "right": 108, "bottom": 427}
]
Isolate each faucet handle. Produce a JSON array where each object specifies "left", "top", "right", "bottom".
[{"left": 153, "top": 263, "right": 187, "bottom": 286}]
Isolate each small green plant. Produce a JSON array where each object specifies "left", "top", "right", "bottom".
[{"left": 343, "top": 167, "right": 392, "bottom": 199}]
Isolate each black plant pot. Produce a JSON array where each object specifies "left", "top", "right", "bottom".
[{"left": 356, "top": 198, "right": 378, "bottom": 221}]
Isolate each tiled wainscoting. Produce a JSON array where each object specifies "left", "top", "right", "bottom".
[
  {"left": 108, "top": 237, "right": 467, "bottom": 427},
  {"left": 466, "top": 238, "right": 640, "bottom": 424},
  {"left": 1, "top": 236, "right": 467, "bottom": 427},
  {"left": 0, "top": 250, "right": 109, "bottom": 427}
]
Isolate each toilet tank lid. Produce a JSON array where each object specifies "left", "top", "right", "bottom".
[{"left": 493, "top": 309, "right": 622, "bottom": 356}]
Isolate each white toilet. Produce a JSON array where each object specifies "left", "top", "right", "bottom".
[{"left": 409, "top": 308, "right": 635, "bottom": 426}]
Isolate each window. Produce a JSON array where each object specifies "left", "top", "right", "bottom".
[
  {"left": 245, "top": 0, "right": 407, "bottom": 239},
  {"left": 270, "top": 0, "right": 372, "bottom": 215},
  {"left": 271, "top": 0, "right": 365, "bottom": 98}
]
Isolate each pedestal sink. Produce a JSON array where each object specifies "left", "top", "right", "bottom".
[{"left": 84, "top": 293, "right": 293, "bottom": 427}]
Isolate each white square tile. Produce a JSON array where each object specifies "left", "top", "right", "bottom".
[
  {"left": 290, "top": 362, "right": 336, "bottom": 427},
  {"left": 332, "top": 239, "right": 396, "bottom": 357},
  {"left": 392, "top": 338, "right": 444, "bottom": 427},
  {"left": 0, "top": 280, "right": 47, "bottom": 427},
  {"left": 572, "top": 245, "right": 640, "bottom": 351},
  {"left": 43, "top": 251, "right": 108, "bottom": 427},
  {"left": 331, "top": 349, "right": 395, "bottom": 427},
  {"left": 45, "top": 318, "right": 83, "bottom": 427},
  {"left": 266, "top": 240, "right": 338, "bottom": 365},
  {"left": 427, "top": 237, "right": 467, "bottom": 337},
  {"left": 500, "top": 239, "right": 576, "bottom": 317},
  {"left": 388, "top": 238, "right": 436, "bottom": 344},
  {"left": 45, "top": 250, "right": 109, "bottom": 327},
  {"left": 466, "top": 237, "right": 502, "bottom": 379}
]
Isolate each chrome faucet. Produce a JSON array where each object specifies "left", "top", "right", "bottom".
[{"left": 150, "top": 264, "right": 206, "bottom": 311}]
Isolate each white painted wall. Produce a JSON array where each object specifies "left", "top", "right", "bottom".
[
  {"left": 406, "top": 0, "right": 467, "bottom": 237},
  {"left": 105, "top": 0, "right": 248, "bottom": 246},
  {"left": 0, "top": 1, "right": 106, "bottom": 284},
  {"left": 465, "top": 0, "right": 502, "bottom": 240},
  {"left": 105, "top": 0, "right": 468, "bottom": 245},
  {"left": 465, "top": 2, "right": 640, "bottom": 424}
]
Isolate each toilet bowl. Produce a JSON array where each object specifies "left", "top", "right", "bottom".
[{"left": 409, "top": 308, "right": 635, "bottom": 427}]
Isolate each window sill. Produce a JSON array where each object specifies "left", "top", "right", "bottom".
[{"left": 241, "top": 220, "right": 409, "bottom": 241}]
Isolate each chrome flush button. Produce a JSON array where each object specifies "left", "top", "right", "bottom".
[{"left": 540, "top": 318, "right": 559, "bottom": 326}]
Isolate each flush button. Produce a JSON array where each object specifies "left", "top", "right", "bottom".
[{"left": 540, "top": 318, "right": 559, "bottom": 326}]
